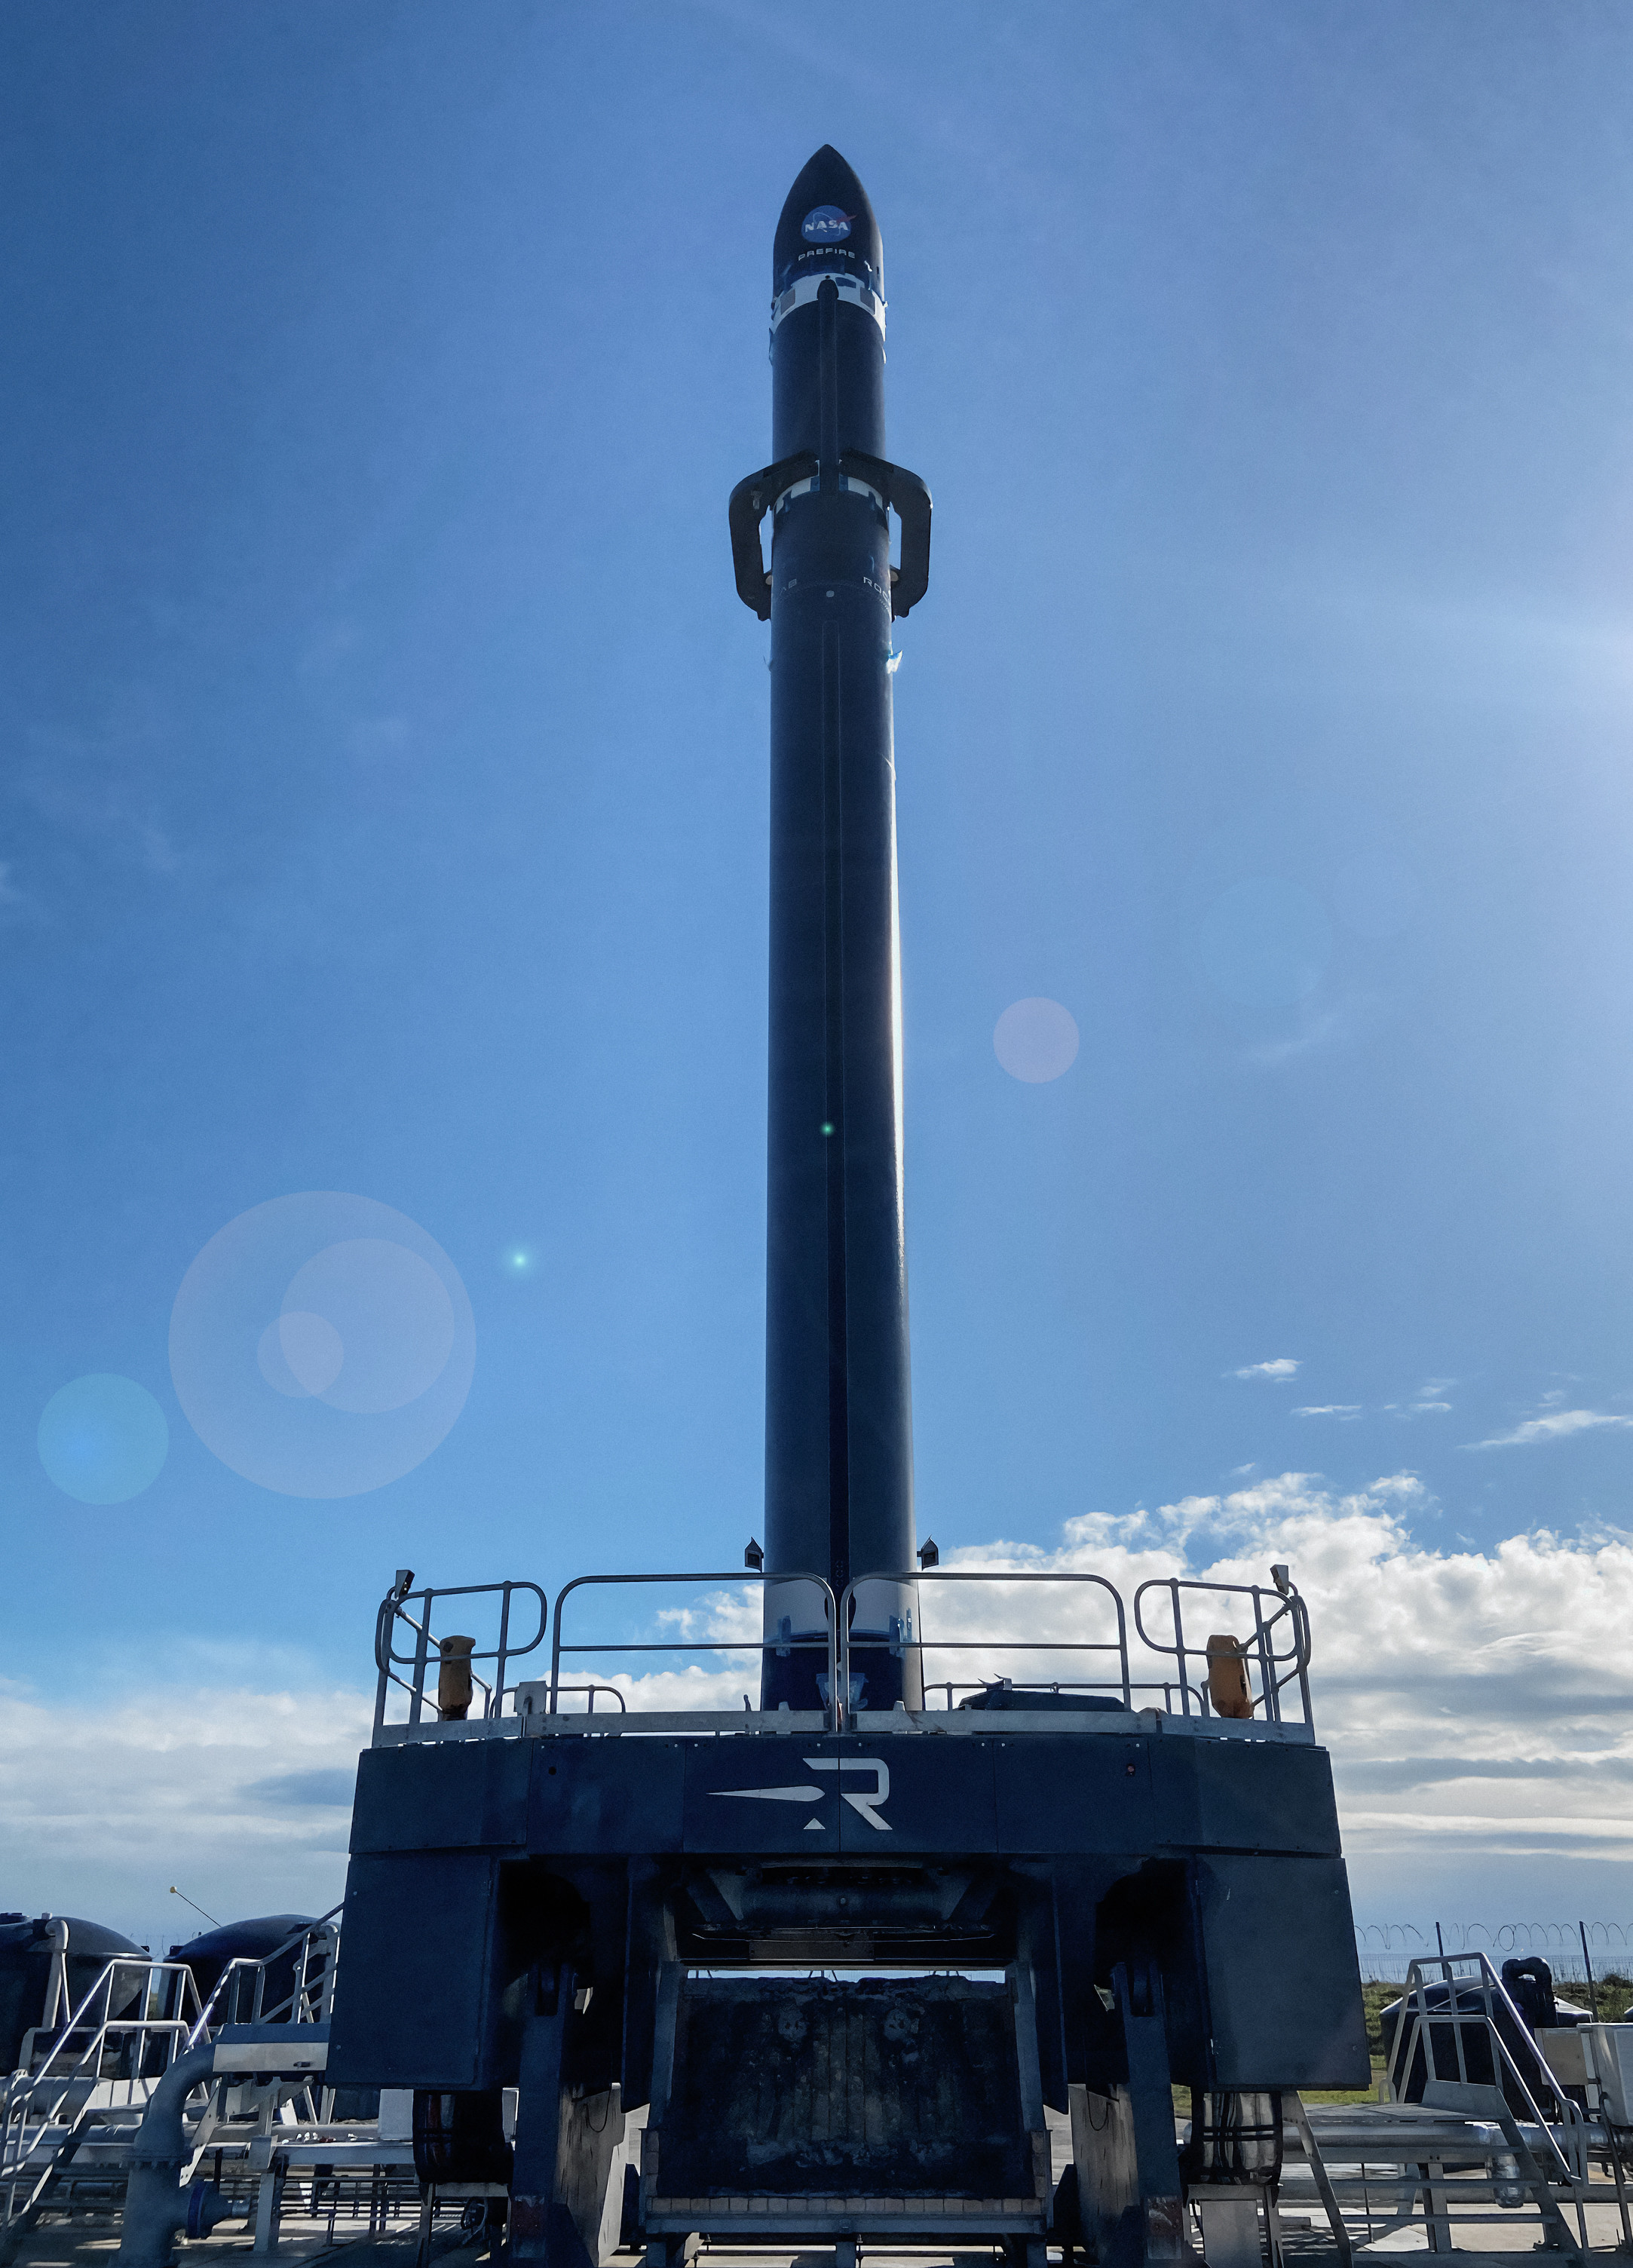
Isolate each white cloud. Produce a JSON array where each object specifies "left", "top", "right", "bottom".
[
  {"left": 1232, "top": 1357, "right": 1301, "bottom": 1381},
  {"left": 1465, "top": 1408, "right": 1633, "bottom": 1450},
  {"left": 1294, "top": 1405, "right": 1363, "bottom": 1420},
  {"left": 1246, "top": 1000, "right": 1368, "bottom": 1068},
  {"left": 1382, "top": 1382, "right": 1457, "bottom": 1419},
  {"left": 0, "top": 1683, "right": 369, "bottom": 1947},
  {"left": 902, "top": 1479, "right": 1633, "bottom": 1920}
]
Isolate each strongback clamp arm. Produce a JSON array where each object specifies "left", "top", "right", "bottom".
[
  {"left": 841, "top": 450, "right": 932, "bottom": 618},
  {"left": 728, "top": 451, "right": 933, "bottom": 623},
  {"left": 728, "top": 453, "right": 816, "bottom": 620}
]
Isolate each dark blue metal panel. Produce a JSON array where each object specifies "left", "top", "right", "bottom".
[
  {"left": 1190, "top": 1739, "right": 1342, "bottom": 1855},
  {"left": 1145, "top": 1737, "right": 1201, "bottom": 1850},
  {"left": 328, "top": 1852, "right": 501, "bottom": 2088},
  {"left": 529, "top": 1739, "right": 685, "bottom": 1856},
  {"left": 1145, "top": 1737, "right": 1342, "bottom": 1856},
  {"left": 351, "top": 1738, "right": 530, "bottom": 1853},
  {"left": 1193, "top": 1853, "right": 1369, "bottom": 2088},
  {"left": 994, "top": 1736, "right": 1154, "bottom": 1855}
]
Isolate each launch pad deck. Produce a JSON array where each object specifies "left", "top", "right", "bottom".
[{"left": 322, "top": 1562, "right": 1368, "bottom": 2268}]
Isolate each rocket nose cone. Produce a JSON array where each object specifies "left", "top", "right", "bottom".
[{"left": 774, "top": 145, "right": 882, "bottom": 295}]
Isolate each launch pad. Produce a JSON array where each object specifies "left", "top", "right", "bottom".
[{"left": 326, "top": 1565, "right": 1366, "bottom": 2268}]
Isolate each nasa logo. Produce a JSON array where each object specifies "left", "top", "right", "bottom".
[{"left": 801, "top": 204, "right": 853, "bottom": 243}]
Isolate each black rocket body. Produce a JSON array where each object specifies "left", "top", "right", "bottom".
[{"left": 731, "top": 150, "right": 932, "bottom": 1710}]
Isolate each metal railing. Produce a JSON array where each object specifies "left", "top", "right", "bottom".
[
  {"left": 2, "top": 1955, "right": 205, "bottom": 2233},
  {"left": 550, "top": 1684, "right": 627, "bottom": 1714},
  {"left": 1371, "top": 1951, "right": 1606, "bottom": 2257},
  {"left": 185, "top": 1909, "right": 339, "bottom": 2047},
  {"left": 369, "top": 1563, "right": 1318, "bottom": 1741},
  {"left": 2, "top": 1912, "right": 348, "bottom": 2240},
  {"left": 374, "top": 1577, "right": 547, "bottom": 1735},
  {"left": 1386, "top": 1953, "right": 1589, "bottom": 2174},
  {"left": 925, "top": 1676, "right": 1210, "bottom": 1714},
  {"left": 548, "top": 1572, "right": 839, "bottom": 1727},
  {"left": 838, "top": 1568, "right": 1133, "bottom": 1709},
  {"left": 1133, "top": 1576, "right": 1313, "bottom": 1727}
]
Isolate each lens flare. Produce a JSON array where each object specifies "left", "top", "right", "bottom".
[
  {"left": 993, "top": 997, "right": 1080, "bottom": 1083},
  {"left": 1199, "top": 878, "right": 1331, "bottom": 1007},
  {"left": 170, "top": 1193, "right": 475, "bottom": 1499},
  {"left": 38, "top": 1375, "right": 168, "bottom": 1505}
]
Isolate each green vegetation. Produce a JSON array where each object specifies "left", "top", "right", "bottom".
[
  {"left": 1569, "top": 1970, "right": 1633, "bottom": 2022},
  {"left": 1361, "top": 1978, "right": 1402, "bottom": 2060},
  {"left": 1355, "top": 1969, "right": 1633, "bottom": 2054}
]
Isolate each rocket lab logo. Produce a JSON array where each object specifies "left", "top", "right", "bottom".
[
  {"left": 801, "top": 204, "right": 853, "bottom": 243},
  {"left": 710, "top": 1756, "right": 891, "bottom": 1831}
]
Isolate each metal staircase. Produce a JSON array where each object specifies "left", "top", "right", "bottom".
[
  {"left": 0, "top": 1911, "right": 338, "bottom": 2254},
  {"left": 1276, "top": 1954, "right": 1633, "bottom": 2263}
]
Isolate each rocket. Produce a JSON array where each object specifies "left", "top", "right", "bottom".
[{"left": 731, "top": 149, "right": 931, "bottom": 1712}]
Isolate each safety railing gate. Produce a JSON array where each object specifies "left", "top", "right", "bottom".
[
  {"left": 545, "top": 1572, "right": 840, "bottom": 1728},
  {"left": 375, "top": 1575, "right": 548, "bottom": 1736}
]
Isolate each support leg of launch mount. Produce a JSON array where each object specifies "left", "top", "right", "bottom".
[
  {"left": 1070, "top": 1960, "right": 1185, "bottom": 2268},
  {"left": 507, "top": 1966, "right": 625, "bottom": 2268}
]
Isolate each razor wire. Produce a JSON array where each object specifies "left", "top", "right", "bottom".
[{"left": 1353, "top": 1919, "right": 1633, "bottom": 1983}]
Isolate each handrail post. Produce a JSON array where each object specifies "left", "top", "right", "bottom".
[
  {"left": 1295, "top": 1595, "right": 1313, "bottom": 1718},
  {"left": 372, "top": 1598, "right": 394, "bottom": 1738},
  {"left": 1249, "top": 1588, "right": 1275, "bottom": 1723},
  {"left": 1448, "top": 1954, "right": 1469, "bottom": 2086},
  {"left": 549, "top": 1583, "right": 570, "bottom": 1715},
  {"left": 1172, "top": 1579, "right": 1192, "bottom": 1715},
  {"left": 408, "top": 1592, "right": 431, "bottom": 1729},
  {"left": 495, "top": 1583, "right": 514, "bottom": 1720}
]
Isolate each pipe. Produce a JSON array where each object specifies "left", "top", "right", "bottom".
[{"left": 113, "top": 2040, "right": 216, "bottom": 2268}]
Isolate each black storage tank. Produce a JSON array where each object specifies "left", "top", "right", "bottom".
[
  {"left": 167, "top": 1914, "right": 318, "bottom": 2025},
  {"left": 0, "top": 1912, "right": 146, "bottom": 2075}
]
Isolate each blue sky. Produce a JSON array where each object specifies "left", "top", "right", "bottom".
[{"left": 5, "top": 2, "right": 1633, "bottom": 1935}]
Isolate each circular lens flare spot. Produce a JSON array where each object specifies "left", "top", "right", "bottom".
[
  {"left": 258, "top": 1310, "right": 345, "bottom": 1398},
  {"left": 994, "top": 997, "right": 1080, "bottom": 1083},
  {"left": 281, "top": 1240, "right": 453, "bottom": 1415},
  {"left": 38, "top": 1375, "right": 168, "bottom": 1505},
  {"left": 1199, "top": 878, "right": 1331, "bottom": 1006},
  {"left": 170, "top": 1193, "right": 474, "bottom": 1499}
]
